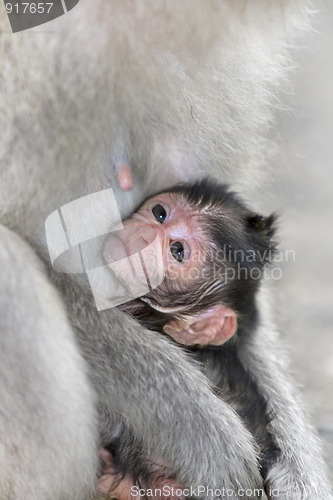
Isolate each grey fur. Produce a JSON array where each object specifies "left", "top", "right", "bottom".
[{"left": 0, "top": 1, "right": 331, "bottom": 499}]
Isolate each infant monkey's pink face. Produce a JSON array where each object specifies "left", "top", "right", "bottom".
[
  {"left": 121, "top": 193, "right": 207, "bottom": 283},
  {"left": 102, "top": 192, "right": 209, "bottom": 304},
  {"left": 103, "top": 192, "right": 238, "bottom": 347}
]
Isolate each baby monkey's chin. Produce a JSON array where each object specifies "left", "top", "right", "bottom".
[
  {"left": 103, "top": 231, "right": 167, "bottom": 303},
  {"left": 103, "top": 233, "right": 129, "bottom": 264}
]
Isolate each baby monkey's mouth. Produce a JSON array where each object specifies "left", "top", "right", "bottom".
[{"left": 103, "top": 228, "right": 165, "bottom": 304}]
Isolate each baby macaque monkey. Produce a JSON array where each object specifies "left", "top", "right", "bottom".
[
  {"left": 103, "top": 178, "right": 278, "bottom": 493},
  {"left": 104, "top": 178, "right": 276, "bottom": 347}
]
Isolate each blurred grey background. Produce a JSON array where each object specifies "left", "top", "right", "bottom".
[{"left": 271, "top": 0, "right": 333, "bottom": 480}]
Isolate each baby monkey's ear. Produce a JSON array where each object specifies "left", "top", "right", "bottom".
[
  {"left": 163, "top": 305, "right": 237, "bottom": 347},
  {"left": 246, "top": 213, "right": 277, "bottom": 240}
]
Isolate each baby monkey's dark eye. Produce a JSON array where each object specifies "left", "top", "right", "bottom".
[
  {"left": 170, "top": 241, "right": 184, "bottom": 262},
  {"left": 152, "top": 204, "right": 167, "bottom": 223}
]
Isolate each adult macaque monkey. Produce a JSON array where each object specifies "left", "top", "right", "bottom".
[{"left": 0, "top": 1, "right": 332, "bottom": 500}]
